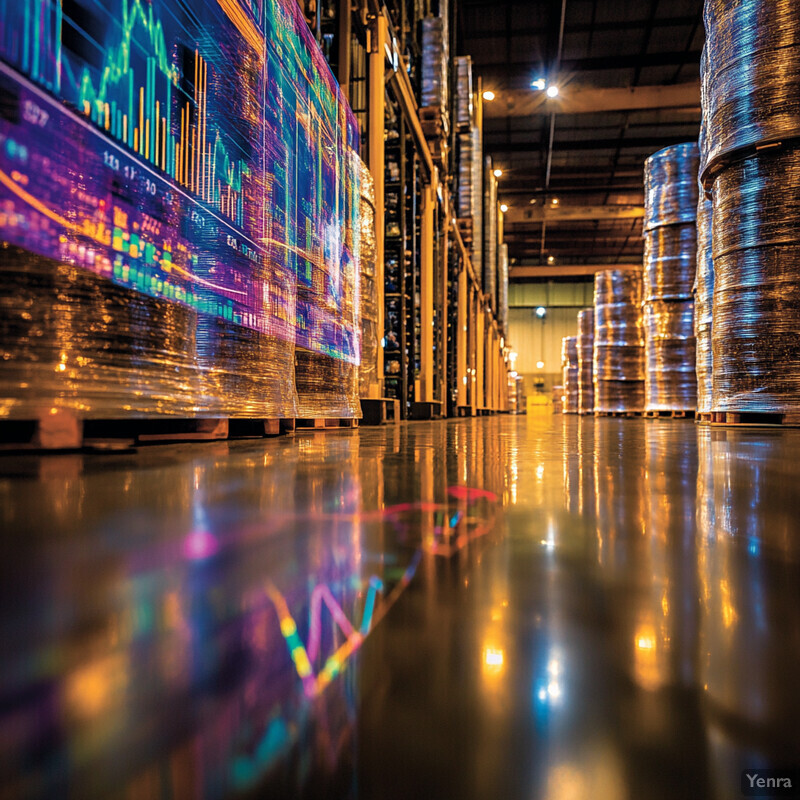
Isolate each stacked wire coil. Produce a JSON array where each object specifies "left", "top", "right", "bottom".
[
  {"left": 593, "top": 270, "right": 645, "bottom": 413},
  {"left": 561, "top": 336, "right": 579, "bottom": 414},
  {"left": 577, "top": 309, "right": 594, "bottom": 414},
  {"left": 642, "top": 143, "right": 698, "bottom": 413},
  {"left": 701, "top": 0, "right": 800, "bottom": 176},
  {"left": 695, "top": 188, "right": 714, "bottom": 415},
  {"left": 710, "top": 147, "right": 800, "bottom": 412},
  {"left": 703, "top": 2, "right": 800, "bottom": 414}
]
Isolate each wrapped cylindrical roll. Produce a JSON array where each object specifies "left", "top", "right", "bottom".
[
  {"left": 483, "top": 160, "right": 498, "bottom": 308},
  {"left": 358, "top": 158, "right": 379, "bottom": 396},
  {"left": 695, "top": 190, "right": 714, "bottom": 415},
  {"left": 644, "top": 143, "right": 700, "bottom": 232},
  {"left": 0, "top": 247, "right": 209, "bottom": 418},
  {"left": 702, "top": 0, "right": 800, "bottom": 174},
  {"left": 593, "top": 270, "right": 645, "bottom": 413},
  {"left": 561, "top": 336, "right": 579, "bottom": 414},
  {"left": 710, "top": 145, "right": 800, "bottom": 413},
  {"left": 644, "top": 300, "right": 697, "bottom": 411},
  {"left": 577, "top": 309, "right": 594, "bottom": 414},
  {"left": 643, "top": 224, "right": 697, "bottom": 302}
]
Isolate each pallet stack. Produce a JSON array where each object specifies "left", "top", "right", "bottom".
[
  {"left": 561, "top": 336, "right": 579, "bottom": 414},
  {"left": 642, "top": 143, "right": 699, "bottom": 417},
  {"left": 701, "top": 0, "right": 800, "bottom": 425},
  {"left": 577, "top": 309, "right": 594, "bottom": 414}
]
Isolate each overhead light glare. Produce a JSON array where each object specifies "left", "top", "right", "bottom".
[
  {"left": 500, "top": 203, "right": 509, "bottom": 213},
  {"left": 546, "top": 84, "right": 559, "bottom": 98},
  {"left": 532, "top": 78, "right": 546, "bottom": 91},
  {"left": 536, "top": 360, "right": 545, "bottom": 369},
  {"left": 493, "top": 168, "right": 503, "bottom": 178},
  {"left": 482, "top": 90, "right": 496, "bottom": 101},
  {"left": 551, "top": 197, "right": 560, "bottom": 206},
  {"left": 535, "top": 306, "right": 547, "bottom": 319}
]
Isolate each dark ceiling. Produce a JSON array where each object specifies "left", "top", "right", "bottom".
[{"left": 457, "top": 0, "right": 704, "bottom": 279}]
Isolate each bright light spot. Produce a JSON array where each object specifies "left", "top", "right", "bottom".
[
  {"left": 463, "top": 376, "right": 468, "bottom": 385},
  {"left": 551, "top": 197, "right": 560, "bottom": 206},
  {"left": 537, "top": 360, "right": 545, "bottom": 369},
  {"left": 484, "top": 647, "right": 504, "bottom": 667},
  {"left": 510, "top": 370, "right": 518, "bottom": 377},
  {"left": 637, "top": 635, "right": 655, "bottom": 651},
  {"left": 538, "top": 687, "right": 548, "bottom": 701},
  {"left": 380, "top": 337, "right": 386, "bottom": 348},
  {"left": 536, "top": 463, "right": 545, "bottom": 481},
  {"left": 547, "top": 255, "right": 555, "bottom": 264},
  {"left": 57, "top": 362, "right": 66, "bottom": 371},
  {"left": 547, "top": 680, "right": 562, "bottom": 700},
  {"left": 546, "top": 84, "right": 559, "bottom": 98},
  {"left": 532, "top": 78, "right": 546, "bottom": 91},
  {"left": 494, "top": 168, "right": 503, "bottom": 178},
  {"left": 482, "top": 90, "right": 496, "bottom": 101},
  {"left": 548, "top": 658, "right": 562, "bottom": 676},
  {"left": 535, "top": 306, "right": 546, "bottom": 318},
  {"left": 182, "top": 529, "right": 220, "bottom": 561},
  {"left": 500, "top": 203, "right": 509, "bottom": 213}
]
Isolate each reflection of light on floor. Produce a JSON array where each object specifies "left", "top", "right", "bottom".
[
  {"left": 634, "top": 623, "right": 662, "bottom": 691},
  {"left": 484, "top": 647, "right": 504, "bottom": 668}
]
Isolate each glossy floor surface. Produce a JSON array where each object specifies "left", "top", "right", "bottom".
[{"left": 1, "top": 414, "right": 799, "bottom": 799}]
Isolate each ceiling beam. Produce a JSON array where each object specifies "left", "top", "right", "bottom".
[
  {"left": 463, "top": 15, "right": 697, "bottom": 40},
  {"left": 485, "top": 133, "right": 698, "bottom": 154},
  {"left": 510, "top": 264, "right": 643, "bottom": 278},
  {"left": 473, "top": 50, "right": 703, "bottom": 75},
  {"left": 504, "top": 204, "right": 644, "bottom": 223},
  {"left": 483, "top": 82, "right": 700, "bottom": 118}
]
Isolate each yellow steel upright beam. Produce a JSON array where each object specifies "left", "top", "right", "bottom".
[
  {"left": 367, "top": 13, "right": 387, "bottom": 398},
  {"left": 419, "top": 184, "right": 435, "bottom": 403},
  {"left": 456, "top": 267, "right": 468, "bottom": 408},
  {"left": 439, "top": 220, "right": 448, "bottom": 406},
  {"left": 476, "top": 301, "right": 485, "bottom": 411}
]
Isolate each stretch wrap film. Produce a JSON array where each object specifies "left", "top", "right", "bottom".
[
  {"left": 710, "top": 145, "right": 800, "bottom": 413},
  {"left": 421, "top": 17, "right": 449, "bottom": 115},
  {"left": 454, "top": 56, "right": 474, "bottom": 130},
  {"left": 702, "top": 0, "right": 800, "bottom": 175},
  {"left": 642, "top": 141, "right": 698, "bottom": 412},
  {"left": 483, "top": 160, "right": 498, "bottom": 309},
  {"left": 644, "top": 300, "right": 697, "bottom": 411},
  {"left": 644, "top": 143, "right": 700, "bottom": 232},
  {"left": 561, "top": 336, "right": 579, "bottom": 414},
  {"left": 358, "top": 158, "right": 378, "bottom": 397},
  {"left": 696, "top": 190, "right": 714, "bottom": 414},
  {"left": 498, "top": 243, "right": 509, "bottom": 336},
  {"left": 577, "top": 308, "right": 595, "bottom": 414},
  {"left": 593, "top": 270, "right": 645, "bottom": 413},
  {"left": 471, "top": 125, "right": 484, "bottom": 276},
  {"left": 643, "top": 224, "right": 698, "bottom": 302},
  {"left": 0, "top": 0, "right": 359, "bottom": 422}
]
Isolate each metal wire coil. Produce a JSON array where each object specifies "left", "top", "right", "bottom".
[
  {"left": 643, "top": 224, "right": 697, "bottom": 302},
  {"left": 644, "top": 300, "right": 697, "bottom": 411},
  {"left": 695, "top": 190, "right": 714, "bottom": 414},
  {"left": 702, "top": 0, "right": 800, "bottom": 174},
  {"left": 593, "top": 270, "right": 645, "bottom": 412},
  {"left": 710, "top": 144, "right": 800, "bottom": 413},
  {"left": 577, "top": 309, "right": 594, "bottom": 413},
  {"left": 562, "top": 336, "right": 580, "bottom": 413},
  {"left": 644, "top": 143, "right": 700, "bottom": 231}
]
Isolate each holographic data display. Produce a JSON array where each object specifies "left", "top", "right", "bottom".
[{"left": 0, "top": 0, "right": 360, "bottom": 363}]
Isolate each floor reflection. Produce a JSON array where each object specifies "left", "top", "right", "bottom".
[{"left": 1, "top": 416, "right": 799, "bottom": 799}]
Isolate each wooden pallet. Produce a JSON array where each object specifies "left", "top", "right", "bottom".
[
  {"left": 595, "top": 410, "right": 643, "bottom": 418},
  {"left": 644, "top": 409, "right": 695, "bottom": 419},
  {"left": 296, "top": 417, "right": 358, "bottom": 430},
  {"left": 360, "top": 397, "right": 400, "bottom": 425},
  {"left": 708, "top": 411, "right": 800, "bottom": 427},
  {"left": 0, "top": 411, "right": 332, "bottom": 452},
  {"left": 456, "top": 405, "right": 474, "bottom": 417},
  {"left": 696, "top": 412, "right": 713, "bottom": 424}
]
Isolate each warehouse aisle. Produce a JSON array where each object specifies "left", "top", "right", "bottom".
[{"left": 1, "top": 415, "right": 799, "bottom": 799}]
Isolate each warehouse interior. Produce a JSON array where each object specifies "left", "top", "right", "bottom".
[{"left": 1, "top": 0, "right": 799, "bottom": 798}]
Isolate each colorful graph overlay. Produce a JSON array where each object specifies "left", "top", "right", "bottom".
[{"left": 0, "top": 0, "right": 359, "bottom": 362}]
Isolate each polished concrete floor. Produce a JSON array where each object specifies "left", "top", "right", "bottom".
[{"left": 1, "top": 414, "right": 799, "bottom": 799}]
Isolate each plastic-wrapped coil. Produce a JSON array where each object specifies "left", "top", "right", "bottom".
[
  {"left": 421, "top": 17, "right": 449, "bottom": 113},
  {"left": 593, "top": 270, "right": 645, "bottom": 413},
  {"left": 498, "top": 243, "right": 509, "bottom": 336},
  {"left": 0, "top": 246, "right": 209, "bottom": 418},
  {"left": 702, "top": 0, "right": 800, "bottom": 175},
  {"left": 454, "top": 56, "right": 474, "bottom": 130},
  {"left": 710, "top": 144, "right": 800, "bottom": 413},
  {"left": 358, "top": 158, "right": 379, "bottom": 397},
  {"left": 483, "top": 160, "right": 497, "bottom": 309},
  {"left": 643, "top": 224, "right": 698, "bottom": 302},
  {"left": 561, "top": 336, "right": 579, "bottom": 414},
  {"left": 644, "top": 300, "right": 697, "bottom": 412},
  {"left": 695, "top": 189, "right": 714, "bottom": 415},
  {"left": 577, "top": 308, "right": 594, "bottom": 414},
  {"left": 644, "top": 143, "right": 700, "bottom": 232},
  {"left": 471, "top": 125, "right": 483, "bottom": 276}
]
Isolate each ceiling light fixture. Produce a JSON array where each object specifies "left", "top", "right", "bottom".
[
  {"left": 546, "top": 85, "right": 559, "bottom": 98},
  {"left": 482, "top": 90, "right": 496, "bottom": 101},
  {"left": 551, "top": 197, "right": 560, "bottom": 206},
  {"left": 532, "top": 78, "right": 546, "bottom": 91},
  {"left": 500, "top": 203, "right": 509, "bottom": 213},
  {"left": 493, "top": 168, "right": 503, "bottom": 178}
]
